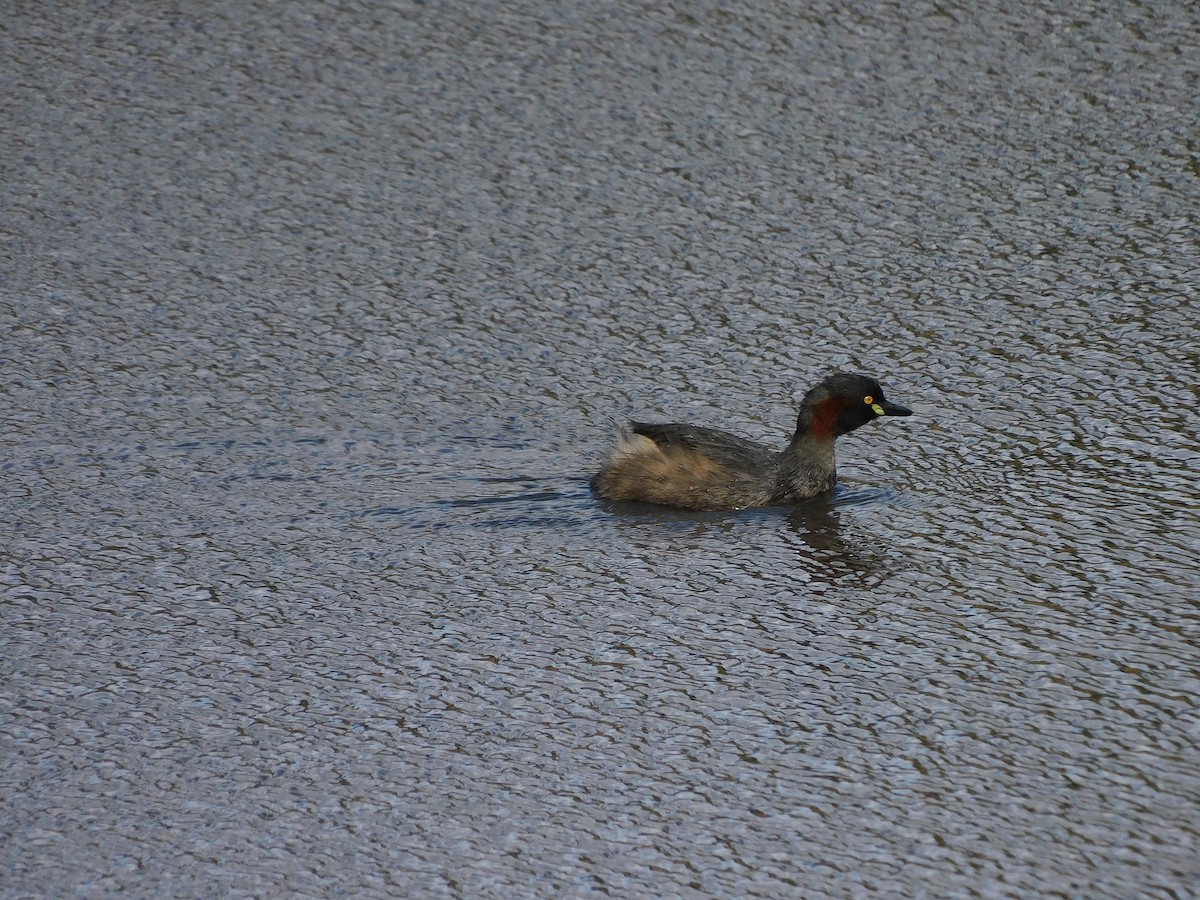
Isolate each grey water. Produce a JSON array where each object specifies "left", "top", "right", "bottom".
[{"left": 3, "top": 1, "right": 1198, "bottom": 896}]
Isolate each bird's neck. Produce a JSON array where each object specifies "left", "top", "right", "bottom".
[{"left": 778, "top": 432, "right": 837, "bottom": 497}]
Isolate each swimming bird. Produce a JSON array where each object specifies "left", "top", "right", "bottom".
[{"left": 591, "top": 372, "right": 913, "bottom": 509}]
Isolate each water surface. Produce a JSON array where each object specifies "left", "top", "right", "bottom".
[{"left": 3, "top": 0, "right": 1198, "bottom": 896}]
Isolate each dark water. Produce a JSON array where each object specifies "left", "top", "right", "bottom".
[{"left": 3, "top": 0, "right": 1198, "bottom": 896}]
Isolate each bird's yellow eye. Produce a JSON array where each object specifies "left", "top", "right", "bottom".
[{"left": 863, "top": 395, "right": 874, "bottom": 405}]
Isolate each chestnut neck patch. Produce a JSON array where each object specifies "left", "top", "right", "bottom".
[{"left": 806, "top": 396, "right": 850, "bottom": 441}]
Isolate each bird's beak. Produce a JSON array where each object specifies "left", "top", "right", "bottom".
[{"left": 871, "top": 400, "right": 913, "bottom": 417}]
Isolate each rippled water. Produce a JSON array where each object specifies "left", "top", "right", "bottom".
[{"left": 3, "top": 0, "right": 1198, "bottom": 896}]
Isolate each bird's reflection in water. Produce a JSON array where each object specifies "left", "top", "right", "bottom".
[
  {"left": 783, "top": 487, "right": 908, "bottom": 589},
  {"left": 589, "top": 479, "right": 909, "bottom": 591}
]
